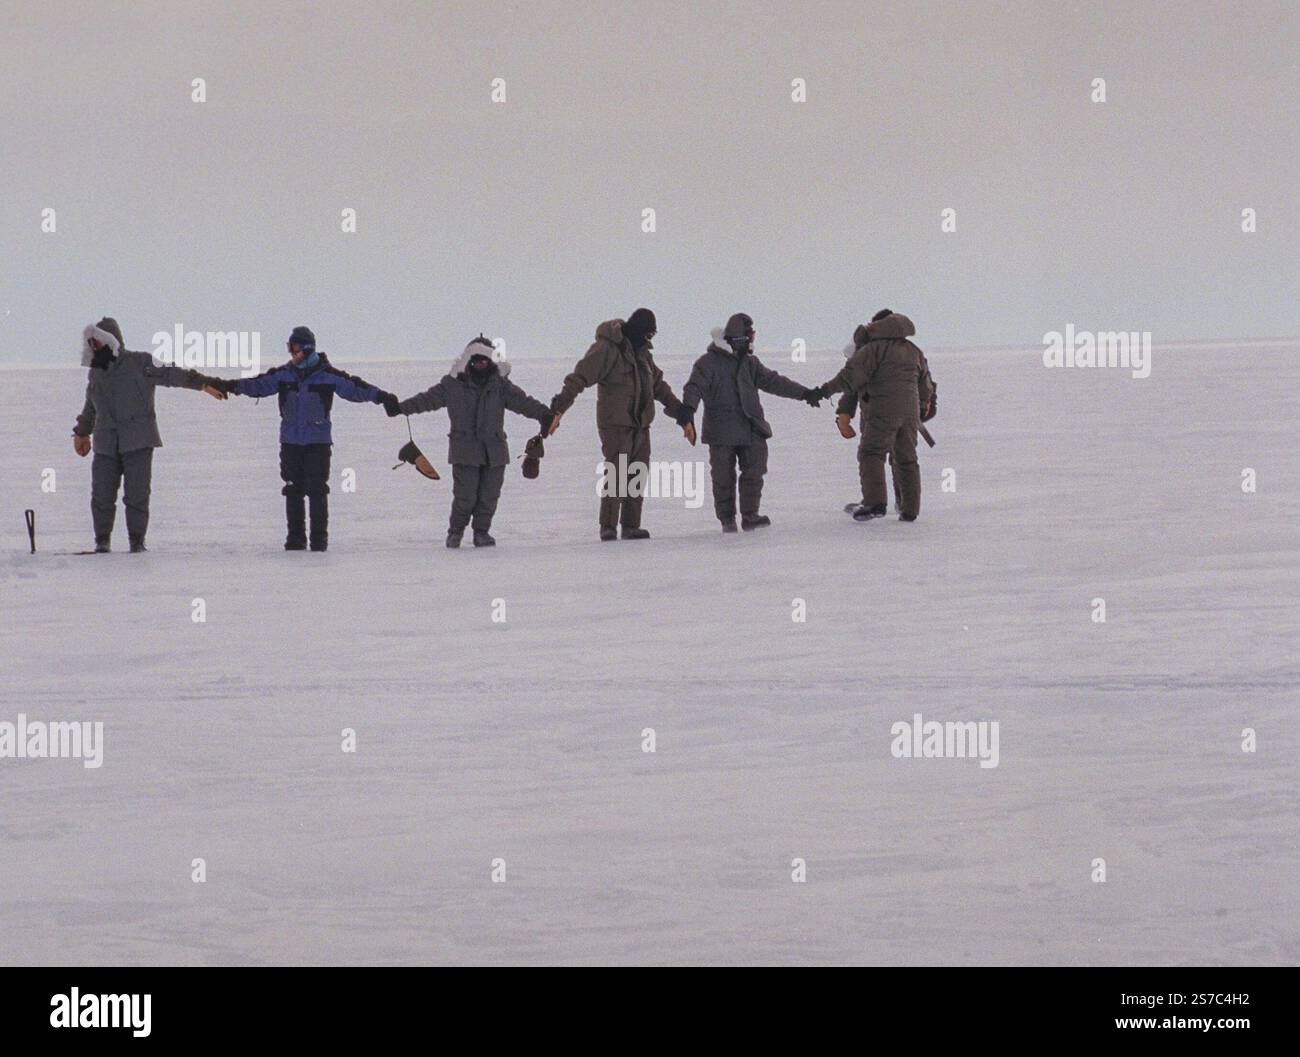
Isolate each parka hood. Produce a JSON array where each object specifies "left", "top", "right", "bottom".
[
  {"left": 81, "top": 320, "right": 123, "bottom": 365},
  {"left": 596, "top": 318, "right": 652, "bottom": 352},
  {"left": 707, "top": 326, "right": 737, "bottom": 358},
  {"left": 450, "top": 338, "right": 510, "bottom": 379},
  {"left": 853, "top": 313, "right": 916, "bottom": 347}
]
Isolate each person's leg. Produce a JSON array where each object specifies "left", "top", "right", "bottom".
[
  {"left": 473, "top": 464, "right": 506, "bottom": 533},
  {"left": 470, "top": 464, "right": 506, "bottom": 545},
  {"left": 91, "top": 451, "right": 122, "bottom": 546},
  {"left": 857, "top": 416, "right": 897, "bottom": 512},
  {"left": 620, "top": 428, "right": 651, "bottom": 531},
  {"left": 709, "top": 444, "right": 738, "bottom": 523},
  {"left": 280, "top": 443, "right": 307, "bottom": 548},
  {"left": 303, "top": 444, "right": 332, "bottom": 550},
  {"left": 737, "top": 439, "right": 769, "bottom": 518},
  {"left": 449, "top": 464, "right": 480, "bottom": 536},
  {"left": 121, "top": 448, "right": 154, "bottom": 547},
  {"left": 597, "top": 428, "right": 631, "bottom": 532},
  {"left": 889, "top": 447, "right": 902, "bottom": 511},
  {"left": 893, "top": 422, "right": 921, "bottom": 519}
]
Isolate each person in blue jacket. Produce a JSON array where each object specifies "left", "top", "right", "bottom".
[{"left": 218, "top": 326, "right": 396, "bottom": 551}]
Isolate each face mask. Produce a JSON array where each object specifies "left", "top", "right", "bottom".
[
  {"left": 91, "top": 344, "right": 115, "bottom": 369},
  {"left": 468, "top": 356, "right": 493, "bottom": 384}
]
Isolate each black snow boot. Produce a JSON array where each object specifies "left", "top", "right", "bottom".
[
  {"left": 899, "top": 513, "right": 917, "bottom": 522},
  {"left": 852, "top": 503, "right": 888, "bottom": 522},
  {"left": 446, "top": 530, "right": 463, "bottom": 549},
  {"left": 473, "top": 530, "right": 496, "bottom": 547},
  {"left": 600, "top": 527, "right": 618, "bottom": 542},
  {"left": 309, "top": 534, "right": 328, "bottom": 552},
  {"left": 740, "top": 514, "right": 771, "bottom": 531},
  {"left": 720, "top": 517, "right": 738, "bottom": 533},
  {"left": 129, "top": 538, "right": 147, "bottom": 553},
  {"left": 94, "top": 538, "right": 111, "bottom": 554},
  {"left": 621, "top": 527, "right": 650, "bottom": 540}
]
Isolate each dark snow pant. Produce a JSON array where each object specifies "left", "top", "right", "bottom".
[
  {"left": 91, "top": 447, "right": 153, "bottom": 544},
  {"left": 597, "top": 426, "right": 652, "bottom": 530},
  {"left": 280, "top": 442, "right": 331, "bottom": 548},
  {"left": 449, "top": 463, "right": 506, "bottom": 534},
  {"left": 887, "top": 450, "right": 904, "bottom": 510},
  {"left": 708, "top": 440, "right": 768, "bottom": 521},
  {"left": 859, "top": 415, "right": 920, "bottom": 518}
]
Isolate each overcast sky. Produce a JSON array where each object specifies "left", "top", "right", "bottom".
[{"left": 1, "top": 0, "right": 1295, "bottom": 364}]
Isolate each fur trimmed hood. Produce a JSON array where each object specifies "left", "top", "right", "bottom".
[
  {"left": 450, "top": 337, "right": 510, "bottom": 379},
  {"left": 708, "top": 326, "right": 737, "bottom": 358},
  {"left": 80, "top": 319, "right": 124, "bottom": 365}
]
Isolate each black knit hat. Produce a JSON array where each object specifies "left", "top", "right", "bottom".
[
  {"left": 623, "top": 308, "right": 657, "bottom": 347},
  {"left": 288, "top": 325, "right": 316, "bottom": 351}
]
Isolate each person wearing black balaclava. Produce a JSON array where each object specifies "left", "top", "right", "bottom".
[
  {"left": 679, "top": 313, "right": 817, "bottom": 532},
  {"left": 389, "top": 335, "right": 556, "bottom": 547},
  {"left": 549, "top": 308, "right": 693, "bottom": 541}
]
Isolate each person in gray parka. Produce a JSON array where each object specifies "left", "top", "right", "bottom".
[
  {"left": 680, "top": 313, "right": 819, "bottom": 532},
  {"left": 388, "top": 336, "right": 558, "bottom": 548},
  {"left": 71, "top": 317, "right": 226, "bottom": 552}
]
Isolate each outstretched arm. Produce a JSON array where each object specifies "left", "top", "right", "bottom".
[
  {"left": 141, "top": 354, "right": 211, "bottom": 391},
  {"left": 681, "top": 361, "right": 708, "bottom": 418},
  {"left": 550, "top": 341, "right": 610, "bottom": 414},
  {"left": 328, "top": 367, "right": 383, "bottom": 404},
  {"left": 229, "top": 366, "right": 287, "bottom": 398},
  {"left": 503, "top": 380, "right": 555, "bottom": 429},
  {"left": 396, "top": 380, "right": 448, "bottom": 416},
  {"left": 650, "top": 359, "right": 694, "bottom": 443},
  {"left": 651, "top": 361, "right": 686, "bottom": 420},
  {"left": 752, "top": 360, "right": 809, "bottom": 400}
]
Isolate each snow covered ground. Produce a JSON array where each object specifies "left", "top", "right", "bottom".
[{"left": 1, "top": 341, "right": 1297, "bottom": 965}]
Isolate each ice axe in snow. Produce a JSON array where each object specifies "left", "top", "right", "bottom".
[
  {"left": 25, "top": 509, "right": 35, "bottom": 553},
  {"left": 918, "top": 424, "right": 935, "bottom": 448}
]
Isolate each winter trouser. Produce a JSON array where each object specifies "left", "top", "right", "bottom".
[
  {"left": 597, "top": 426, "right": 652, "bottom": 530},
  {"left": 856, "top": 413, "right": 904, "bottom": 510},
  {"left": 708, "top": 440, "right": 768, "bottom": 521},
  {"left": 91, "top": 447, "right": 154, "bottom": 544},
  {"left": 449, "top": 463, "right": 506, "bottom": 534},
  {"left": 859, "top": 415, "right": 920, "bottom": 517},
  {"left": 887, "top": 449, "right": 903, "bottom": 510},
  {"left": 280, "top": 442, "right": 331, "bottom": 547}
]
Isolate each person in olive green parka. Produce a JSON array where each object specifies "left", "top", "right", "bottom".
[
  {"left": 809, "top": 310, "right": 936, "bottom": 522},
  {"left": 549, "top": 309, "right": 693, "bottom": 541}
]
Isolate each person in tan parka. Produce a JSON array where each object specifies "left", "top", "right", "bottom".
[
  {"left": 549, "top": 309, "right": 693, "bottom": 540},
  {"left": 809, "top": 309, "right": 935, "bottom": 521}
]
